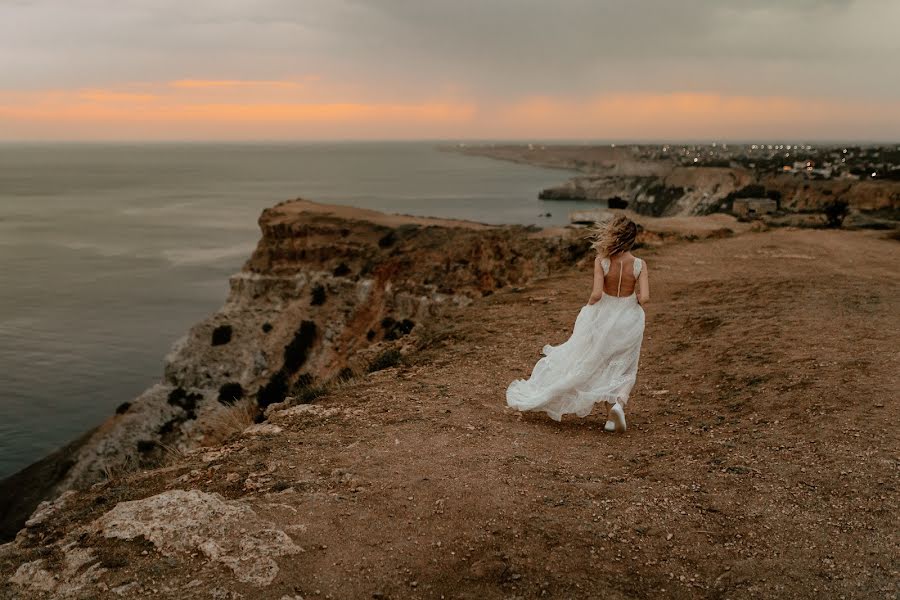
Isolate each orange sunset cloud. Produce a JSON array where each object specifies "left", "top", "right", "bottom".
[
  {"left": 1, "top": 82, "right": 897, "bottom": 141},
  {"left": 497, "top": 93, "right": 900, "bottom": 140},
  {"left": 169, "top": 79, "right": 314, "bottom": 89}
]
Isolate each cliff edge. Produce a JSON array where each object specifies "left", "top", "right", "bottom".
[
  {"left": 0, "top": 199, "right": 593, "bottom": 541},
  {"left": 1, "top": 221, "right": 896, "bottom": 599}
]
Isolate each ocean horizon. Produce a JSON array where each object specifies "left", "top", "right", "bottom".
[{"left": 0, "top": 141, "right": 589, "bottom": 478}]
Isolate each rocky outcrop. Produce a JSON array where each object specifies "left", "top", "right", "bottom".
[
  {"left": 538, "top": 167, "right": 754, "bottom": 217},
  {"left": 759, "top": 174, "right": 900, "bottom": 215},
  {"left": 456, "top": 145, "right": 900, "bottom": 218},
  {"left": 95, "top": 490, "right": 301, "bottom": 586},
  {"left": 447, "top": 143, "right": 671, "bottom": 176},
  {"left": 0, "top": 199, "right": 592, "bottom": 541},
  {"left": 2, "top": 486, "right": 302, "bottom": 597}
]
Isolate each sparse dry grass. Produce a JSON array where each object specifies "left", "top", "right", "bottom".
[{"left": 201, "top": 398, "right": 258, "bottom": 447}]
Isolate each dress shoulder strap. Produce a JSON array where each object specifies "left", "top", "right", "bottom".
[
  {"left": 633, "top": 257, "right": 643, "bottom": 278},
  {"left": 600, "top": 258, "right": 610, "bottom": 275}
]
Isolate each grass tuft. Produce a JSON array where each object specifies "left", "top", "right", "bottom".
[{"left": 202, "top": 398, "right": 258, "bottom": 446}]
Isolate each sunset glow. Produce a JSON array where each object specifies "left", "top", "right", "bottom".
[
  {"left": 2, "top": 82, "right": 897, "bottom": 141},
  {"left": 2, "top": 0, "right": 898, "bottom": 141}
]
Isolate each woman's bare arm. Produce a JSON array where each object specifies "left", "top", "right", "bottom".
[
  {"left": 588, "top": 256, "right": 604, "bottom": 305},
  {"left": 637, "top": 262, "right": 650, "bottom": 305}
]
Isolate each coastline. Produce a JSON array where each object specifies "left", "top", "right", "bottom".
[
  {"left": 0, "top": 141, "right": 591, "bottom": 483},
  {"left": 0, "top": 197, "right": 751, "bottom": 542},
  {"left": 0, "top": 198, "right": 590, "bottom": 540},
  {"left": 446, "top": 144, "right": 900, "bottom": 223},
  {"left": 1, "top": 208, "right": 896, "bottom": 597}
]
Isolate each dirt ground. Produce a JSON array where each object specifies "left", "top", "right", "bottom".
[{"left": 3, "top": 227, "right": 897, "bottom": 599}]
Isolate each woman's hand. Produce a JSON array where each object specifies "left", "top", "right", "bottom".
[{"left": 587, "top": 293, "right": 602, "bottom": 305}]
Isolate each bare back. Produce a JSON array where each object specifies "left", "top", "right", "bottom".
[
  {"left": 602, "top": 255, "right": 637, "bottom": 297},
  {"left": 589, "top": 252, "right": 650, "bottom": 306}
]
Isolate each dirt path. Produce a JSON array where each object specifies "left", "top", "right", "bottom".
[{"left": 3, "top": 228, "right": 897, "bottom": 599}]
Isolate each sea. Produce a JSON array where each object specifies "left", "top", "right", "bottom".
[{"left": 0, "top": 141, "right": 594, "bottom": 479}]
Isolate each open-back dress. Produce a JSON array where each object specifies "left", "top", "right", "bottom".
[{"left": 506, "top": 256, "right": 645, "bottom": 421}]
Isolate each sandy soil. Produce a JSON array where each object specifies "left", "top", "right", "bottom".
[{"left": 3, "top": 227, "right": 897, "bottom": 599}]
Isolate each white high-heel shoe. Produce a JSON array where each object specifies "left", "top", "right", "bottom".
[{"left": 606, "top": 403, "right": 627, "bottom": 433}]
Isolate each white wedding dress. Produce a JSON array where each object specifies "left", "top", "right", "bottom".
[{"left": 506, "top": 257, "right": 645, "bottom": 421}]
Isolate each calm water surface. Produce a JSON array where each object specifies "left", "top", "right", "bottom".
[{"left": 0, "top": 142, "right": 593, "bottom": 478}]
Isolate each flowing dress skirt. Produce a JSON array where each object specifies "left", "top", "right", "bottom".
[{"left": 506, "top": 293, "right": 645, "bottom": 421}]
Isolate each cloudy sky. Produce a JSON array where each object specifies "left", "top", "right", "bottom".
[{"left": 1, "top": 0, "right": 898, "bottom": 140}]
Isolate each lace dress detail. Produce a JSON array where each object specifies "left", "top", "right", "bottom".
[{"left": 506, "top": 257, "right": 645, "bottom": 421}]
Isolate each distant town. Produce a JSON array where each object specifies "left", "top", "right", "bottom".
[
  {"left": 449, "top": 142, "right": 900, "bottom": 225},
  {"left": 592, "top": 143, "right": 900, "bottom": 181}
]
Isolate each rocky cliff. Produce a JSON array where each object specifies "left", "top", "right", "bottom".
[
  {"left": 759, "top": 174, "right": 900, "bottom": 214},
  {"left": 0, "top": 199, "right": 593, "bottom": 541},
  {"left": 2, "top": 224, "right": 896, "bottom": 599},
  {"left": 538, "top": 167, "right": 757, "bottom": 217},
  {"left": 455, "top": 145, "right": 900, "bottom": 219}
]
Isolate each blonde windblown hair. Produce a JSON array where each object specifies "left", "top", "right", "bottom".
[{"left": 589, "top": 214, "right": 639, "bottom": 258}]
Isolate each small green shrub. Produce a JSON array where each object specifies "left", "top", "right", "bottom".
[
  {"left": 257, "top": 370, "right": 289, "bottom": 407},
  {"left": 167, "top": 387, "right": 201, "bottom": 412},
  {"left": 294, "top": 383, "right": 329, "bottom": 404},
  {"left": 283, "top": 321, "right": 317, "bottom": 372},
  {"left": 378, "top": 231, "right": 397, "bottom": 248},
  {"left": 211, "top": 324, "right": 232, "bottom": 346},
  {"left": 136, "top": 440, "right": 156, "bottom": 453},
  {"left": 310, "top": 284, "right": 327, "bottom": 306},
  {"left": 381, "top": 317, "right": 415, "bottom": 341},
  {"left": 158, "top": 418, "right": 180, "bottom": 435},
  {"left": 368, "top": 348, "right": 403, "bottom": 373},
  {"left": 218, "top": 382, "right": 244, "bottom": 405},
  {"left": 824, "top": 199, "right": 850, "bottom": 228}
]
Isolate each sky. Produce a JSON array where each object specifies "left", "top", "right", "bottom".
[{"left": 1, "top": 0, "right": 899, "bottom": 141}]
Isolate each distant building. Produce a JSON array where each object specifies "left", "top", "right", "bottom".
[{"left": 733, "top": 198, "right": 778, "bottom": 218}]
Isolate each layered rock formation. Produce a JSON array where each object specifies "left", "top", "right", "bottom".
[
  {"left": 0, "top": 199, "right": 591, "bottom": 540},
  {"left": 455, "top": 145, "right": 900, "bottom": 218},
  {"left": 538, "top": 167, "right": 756, "bottom": 216},
  {"left": 759, "top": 174, "right": 900, "bottom": 214}
]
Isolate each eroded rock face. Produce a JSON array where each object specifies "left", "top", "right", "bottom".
[
  {"left": 539, "top": 167, "right": 756, "bottom": 217},
  {"left": 94, "top": 489, "right": 300, "bottom": 586},
  {"left": 759, "top": 175, "right": 900, "bottom": 213},
  {"left": 5, "top": 199, "right": 590, "bottom": 538}
]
